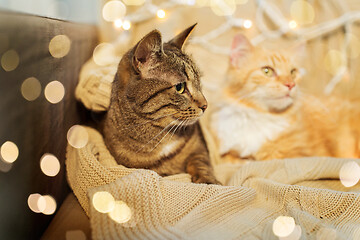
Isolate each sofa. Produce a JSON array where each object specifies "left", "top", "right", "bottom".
[{"left": 0, "top": 10, "right": 96, "bottom": 240}]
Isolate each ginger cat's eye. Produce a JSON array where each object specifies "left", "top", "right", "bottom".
[
  {"left": 175, "top": 82, "right": 186, "bottom": 94},
  {"left": 290, "top": 68, "right": 298, "bottom": 78},
  {"left": 262, "top": 66, "right": 275, "bottom": 77}
]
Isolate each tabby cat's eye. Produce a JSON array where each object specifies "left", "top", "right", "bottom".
[
  {"left": 261, "top": 66, "right": 275, "bottom": 77},
  {"left": 290, "top": 68, "right": 297, "bottom": 78},
  {"left": 175, "top": 82, "right": 186, "bottom": 94}
]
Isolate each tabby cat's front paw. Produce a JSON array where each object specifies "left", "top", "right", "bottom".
[{"left": 192, "top": 175, "right": 222, "bottom": 185}]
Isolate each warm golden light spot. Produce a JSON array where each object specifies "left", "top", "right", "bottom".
[
  {"left": 41, "top": 195, "right": 57, "bottom": 215},
  {"left": 67, "top": 125, "right": 89, "bottom": 149},
  {"left": 339, "top": 161, "right": 360, "bottom": 187},
  {"left": 49, "top": 35, "right": 71, "bottom": 58},
  {"left": 323, "top": 50, "right": 346, "bottom": 75},
  {"left": 157, "top": 9, "right": 166, "bottom": 19},
  {"left": 243, "top": 20, "right": 252, "bottom": 29},
  {"left": 289, "top": 20, "right": 298, "bottom": 29},
  {"left": 290, "top": 0, "right": 315, "bottom": 25},
  {"left": 21, "top": 77, "right": 41, "bottom": 101},
  {"left": 122, "top": 0, "right": 145, "bottom": 5},
  {"left": 40, "top": 153, "right": 61, "bottom": 177},
  {"left": 28, "top": 193, "right": 43, "bottom": 213},
  {"left": 122, "top": 20, "right": 131, "bottom": 30},
  {"left": 44, "top": 80, "right": 65, "bottom": 104},
  {"left": 1, "top": 49, "right": 19, "bottom": 72},
  {"left": 92, "top": 191, "right": 115, "bottom": 213},
  {"left": 37, "top": 195, "right": 47, "bottom": 213},
  {"left": 279, "top": 225, "right": 302, "bottom": 240},
  {"left": 93, "top": 42, "right": 116, "bottom": 66},
  {"left": 316, "top": 228, "right": 337, "bottom": 240},
  {"left": 346, "top": 34, "right": 360, "bottom": 59},
  {"left": 272, "top": 216, "right": 296, "bottom": 237},
  {"left": 108, "top": 201, "right": 132, "bottom": 224},
  {"left": 66, "top": 230, "right": 86, "bottom": 240},
  {"left": 102, "top": 0, "right": 126, "bottom": 22},
  {"left": 210, "top": 0, "right": 236, "bottom": 16},
  {"left": 114, "top": 19, "right": 123, "bottom": 28},
  {"left": 0, "top": 141, "right": 19, "bottom": 163}
]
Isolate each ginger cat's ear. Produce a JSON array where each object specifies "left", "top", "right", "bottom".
[
  {"left": 230, "top": 34, "right": 254, "bottom": 67},
  {"left": 133, "top": 30, "right": 163, "bottom": 72},
  {"left": 168, "top": 23, "right": 197, "bottom": 51}
]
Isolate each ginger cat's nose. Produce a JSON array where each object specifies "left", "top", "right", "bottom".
[{"left": 284, "top": 82, "right": 296, "bottom": 90}]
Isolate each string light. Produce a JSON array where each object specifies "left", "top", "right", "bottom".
[
  {"left": 339, "top": 161, "right": 360, "bottom": 187},
  {"left": 67, "top": 125, "right": 89, "bottom": 149},
  {"left": 289, "top": 20, "right": 297, "bottom": 29},
  {"left": 40, "top": 153, "right": 61, "bottom": 177},
  {"left": 21, "top": 77, "right": 41, "bottom": 101},
  {"left": 1, "top": 49, "right": 19, "bottom": 72},
  {"left": 49, "top": 35, "right": 71, "bottom": 58},
  {"left": 114, "top": 19, "right": 123, "bottom": 28},
  {"left": 243, "top": 19, "right": 252, "bottom": 29},
  {"left": 44, "top": 81, "right": 65, "bottom": 104},
  {"left": 272, "top": 216, "right": 296, "bottom": 238},
  {"left": 108, "top": 201, "right": 132, "bottom": 224},
  {"left": 102, "top": 0, "right": 126, "bottom": 22},
  {"left": 92, "top": 191, "right": 115, "bottom": 213},
  {"left": 122, "top": 20, "right": 131, "bottom": 30},
  {"left": 156, "top": 9, "right": 166, "bottom": 19}
]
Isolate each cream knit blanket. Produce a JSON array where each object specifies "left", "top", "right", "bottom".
[{"left": 68, "top": 45, "right": 360, "bottom": 240}]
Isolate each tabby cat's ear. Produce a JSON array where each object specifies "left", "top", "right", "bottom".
[
  {"left": 168, "top": 23, "right": 197, "bottom": 51},
  {"left": 230, "top": 34, "right": 253, "bottom": 67},
  {"left": 133, "top": 30, "right": 163, "bottom": 72}
]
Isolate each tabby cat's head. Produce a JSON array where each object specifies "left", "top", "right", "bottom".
[
  {"left": 115, "top": 24, "right": 207, "bottom": 126},
  {"left": 225, "top": 34, "right": 301, "bottom": 113}
]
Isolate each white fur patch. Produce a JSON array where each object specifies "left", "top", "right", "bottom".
[
  {"left": 211, "top": 103, "right": 289, "bottom": 158},
  {"left": 160, "top": 140, "right": 181, "bottom": 157}
]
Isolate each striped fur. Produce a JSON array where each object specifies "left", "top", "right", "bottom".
[{"left": 102, "top": 26, "right": 219, "bottom": 184}]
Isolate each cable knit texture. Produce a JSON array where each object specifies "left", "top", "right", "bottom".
[{"left": 66, "top": 126, "right": 360, "bottom": 240}]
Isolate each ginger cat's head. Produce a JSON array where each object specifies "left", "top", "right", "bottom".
[{"left": 225, "top": 34, "right": 301, "bottom": 113}]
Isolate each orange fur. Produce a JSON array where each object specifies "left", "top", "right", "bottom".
[{"left": 211, "top": 34, "right": 360, "bottom": 162}]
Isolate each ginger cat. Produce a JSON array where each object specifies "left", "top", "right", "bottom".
[{"left": 210, "top": 34, "right": 360, "bottom": 162}]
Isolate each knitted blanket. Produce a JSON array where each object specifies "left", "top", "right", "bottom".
[{"left": 66, "top": 126, "right": 360, "bottom": 239}]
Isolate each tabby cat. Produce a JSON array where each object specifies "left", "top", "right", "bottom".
[
  {"left": 210, "top": 34, "right": 360, "bottom": 161},
  {"left": 102, "top": 25, "right": 220, "bottom": 184}
]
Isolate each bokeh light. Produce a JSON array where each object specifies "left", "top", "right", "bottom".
[
  {"left": 114, "top": 19, "right": 123, "bottom": 28},
  {"left": 102, "top": 0, "right": 126, "bottom": 22},
  {"left": 157, "top": 9, "right": 166, "bottom": 19},
  {"left": 273, "top": 216, "right": 296, "bottom": 238},
  {"left": 122, "top": 0, "right": 145, "bottom": 5},
  {"left": 346, "top": 34, "right": 360, "bottom": 59},
  {"left": 122, "top": 20, "right": 131, "bottom": 30},
  {"left": 1, "top": 49, "right": 19, "bottom": 72},
  {"left": 109, "top": 201, "right": 132, "bottom": 224},
  {"left": 44, "top": 80, "right": 65, "bottom": 104},
  {"left": 289, "top": 20, "right": 298, "bottom": 29},
  {"left": 49, "top": 35, "right": 71, "bottom": 58},
  {"left": 67, "top": 125, "right": 89, "bottom": 149},
  {"left": 290, "top": 0, "right": 315, "bottom": 25},
  {"left": 40, "top": 153, "right": 61, "bottom": 177},
  {"left": 279, "top": 225, "right": 302, "bottom": 240},
  {"left": 21, "top": 77, "right": 41, "bottom": 101},
  {"left": 41, "top": 195, "right": 57, "bottom": 215},
  {"left": 339, "top": 161, "right": 360, "bottom": 187},
  {"left": 0, "top": 141, "right": 19, "bottom": 163},
  {"left": 210, "top": 0, "right": 236, "bottom": 16},
  {"left": 92, "top": 191, "right": 115, "bottom": 213},
  {"left": 93, "top": 42, "right": 116, "bottom": 66},
  {"left": 316, "top": 228, "right": 337, "bottom": 240},
  {"left": 243, "top": 20, "right": 252, "bottom": 29},
  {"left": 28, "top": 193, "right": 43, "bottom": 213},
  {"left": 323, "top": 50, "right": 346, "bottom": 75},
  {"left": 66, "top": 230, "right": 87, "bottom": 240}
]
